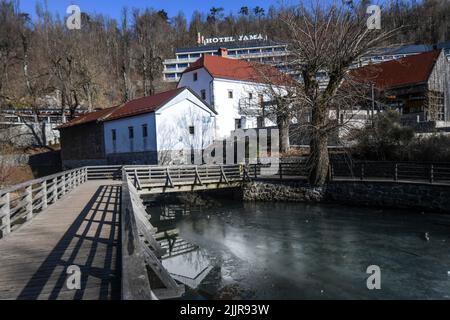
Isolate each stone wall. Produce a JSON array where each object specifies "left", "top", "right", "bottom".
[
  {"left": 243, "top": 179, "right": 450, "bottom": 213},
  {"left": 59, "top": 122, "right": 105, "bottom": 162},
  {"left": 243, "top": 179, "right": 324, "bottom": 202},
  {"left": 0, "top": 123, "right": 60, "bottom": 147},
  {"left": 327, "top": 181, "right": 450, "bottom": 213},
  {"left": 106, "top": 151, "right": 158, "bottom": 165}
]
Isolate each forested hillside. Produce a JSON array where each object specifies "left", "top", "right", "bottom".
[{"left": 0, "top": 0, "right": 449, "bottom": 112}]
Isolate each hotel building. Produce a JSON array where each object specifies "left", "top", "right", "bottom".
[{"left": 163, "top": 37, "right": 289, "bottom": 82}]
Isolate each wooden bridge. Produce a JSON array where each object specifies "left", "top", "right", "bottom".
[
  {"left": 0, "top": 164, "right": 245, "bottom": 300},
  {"left": 2, "top": 160, "right": 448, "bottom": 300}
]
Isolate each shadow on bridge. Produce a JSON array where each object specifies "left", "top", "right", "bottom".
[{"left": 17, "top": 184, "right": 121, "bottom": 300}]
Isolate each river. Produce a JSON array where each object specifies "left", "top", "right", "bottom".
[{"left": 146, "top": 195, "right": 450, "bottom": 300}]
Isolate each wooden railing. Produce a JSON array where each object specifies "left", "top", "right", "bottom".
[
  {"left": 124, "top": 164, "right": 244, "bottom": 190},
  {"left": 86, "top": 165, "right": 122, "bottom": 180},
  {"left": 0, "top": 167, "right": 88, "bottom": 238},
  {"left": 121, "top": 169, "right": 184, "bottom": 300}
]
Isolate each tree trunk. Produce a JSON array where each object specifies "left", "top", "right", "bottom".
[
  {"left": 277, "top": 113, "right": 290, "bottom": 154},
  {"left": 308, "top": 130, "right": 329, "bottom": 187},
  {"left": 308, "top": 102, "right": 329, "bottom": 187}
]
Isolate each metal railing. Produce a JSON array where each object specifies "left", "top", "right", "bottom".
[
  {"left": 331, "top": 161, "right": 450, "bottom": 184},
  {"left": 248, "top": 160, "right": 450, "bottom": 185}
]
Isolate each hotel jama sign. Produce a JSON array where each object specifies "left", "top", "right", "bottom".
[{"left": 197, "top": 33, "right": 268, "bottom": 45}]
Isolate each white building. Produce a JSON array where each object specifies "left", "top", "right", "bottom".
[
  {"left": 58, "top": 87, "right": 216, "bottom": 167},
  {"left": 177, "top": 49, "right": 292, "bottom": 139}
]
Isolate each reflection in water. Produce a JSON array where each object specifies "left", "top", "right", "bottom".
[
  {"left": 146, "top": 194, "right": 216, "bottom": 293},
  {"left": 146, "top": 194, "right": 450, "bottom": 300}
]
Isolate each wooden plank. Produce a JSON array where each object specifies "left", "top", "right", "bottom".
[{"left": 0, "top": 180, "right": 121, "bottom": 300}]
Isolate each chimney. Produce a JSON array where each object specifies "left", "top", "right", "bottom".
[{"left": 218, "top": 47, "right": 228, "bottom": 57}]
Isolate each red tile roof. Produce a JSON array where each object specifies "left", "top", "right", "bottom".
[
  {"left": 57, "top": 87, "right": 188, "bottom": 129},
  {"left": 349, "top": 50, "right": 441, "bottom": 90},
  {"left": 106, "top": 87, "right": 185, "bottom": 121},
  {"left": 183, "top": 55, "right": 295, "bottom": 86},
  {"left": 56, "top": 106, "right": 119, "bottom": 129}
]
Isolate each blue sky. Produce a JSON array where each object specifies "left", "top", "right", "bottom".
[{"left": 19, "top": 0, "right": 289, "bottom": 21}]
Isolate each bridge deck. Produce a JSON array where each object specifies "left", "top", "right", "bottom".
[{"left": 0, "top": 180, "right": 121, "bottom": 300}]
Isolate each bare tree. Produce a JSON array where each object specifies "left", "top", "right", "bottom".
[
  {"left": 276, "top": 1, "right": 401, "bottom": 186},
  {"left": 133, "top": 9, "right": 171, "bottom": 96}
]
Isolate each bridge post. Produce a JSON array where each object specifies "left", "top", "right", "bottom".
[
  {"left": 52, "top": 177, "right": 58, "bottom": 203},
  {"left": 67, "top": 172, "right": 71, "bottom": 192},
  {"left": 70, "top": 171, "right": 74, "bottom": 190},
  {"left": 42, "top": 180, "right": 48, "bottom": 210},
  {"left": 25, "top": 185, "right": 33, "bottom": 221},
  {"left": 0, "top": 192, "right": 11, "bottom": 236},
  {"left": 71, "top": 171, "right": 75, "bottom": 189},
  {"left": 75, "top": 170, "right": 79, "bottom": 187},
  {"left": 62, "top": 174, "right": 66, "bottom": 196}
]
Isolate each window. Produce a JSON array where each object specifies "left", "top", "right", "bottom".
[
  {"left": 193, "top": 72, "right": 198, "bottom": 82},
  {"left": 228, "top": 90, "right": 233, "bottom": 99},
  {"left": 201, "top": 89, "right": 206, "bottom": 100},
  {"left": 111, "top": 129, "right": 116, "bottom": 141},
  {"left": 128, "top": 126, "right": 134, "bottom": 139},
  {"left": 142, "top": 124, "right": 148, "bottom": 138},
  {"left": 248, "top": 92, "right": 253, "bottom": 99},
  {"left": 257, "top": 116, "right": 264, "bottom": 128},
  {"left": 189, "top": 126, "right": 195, "bottom": 135},
  {"left": 258, "top": 94, "right": 264, "bottom": 106},
  {"left": 235, "top": 119, "right": 242, "bottom": 129}
]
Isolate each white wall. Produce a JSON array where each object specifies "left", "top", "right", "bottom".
[
  {"left": 179, "top": 68, "right": 278, "bottom": 139},
  {"left": 155, "top": 89, "right": 216, "bottom": 160},
  {"left": 103, "top": 88, "right": 216, "bottom": 164},
  {"left": 212, "top": 78, "right": 278, "bottom": 138},
  {"left": 104, "top": 112, "right": 157, "bottom": 155},
  {"left": 178, "top": 68, "right": 214, "bottom": 106}
]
